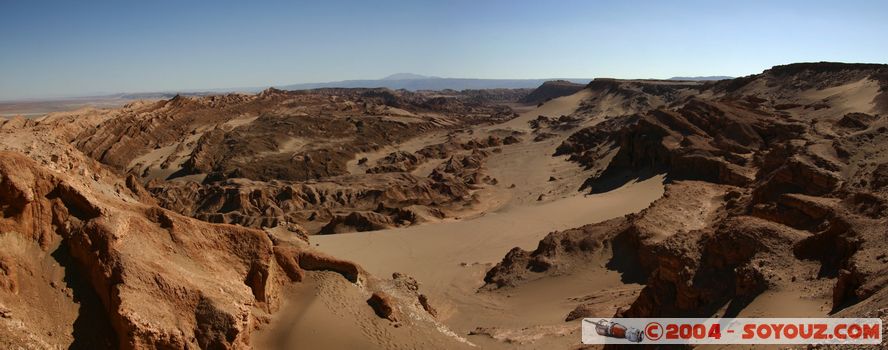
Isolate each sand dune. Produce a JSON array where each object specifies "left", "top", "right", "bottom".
[
  {"left": 499, "top": 89, "right": 593, "bottom": 132},
  {"left": 313, "top": 175, "right": 664, "bottom": 283}
]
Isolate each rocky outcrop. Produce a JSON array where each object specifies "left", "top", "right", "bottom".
[
  {"left": 413, "top": 135, "right": 510, "bottom": 161},
  {"left": 429, "top": 149, "right": 493, "bottom": 187},
  {"left": 558, "top": 99, "right": 809, "bottom": 192},
  {"left": 488, "top": 63, "right": 888, "bottom": 322},
  {"left": 367, "top": 292, "right": 400, "bottom": 322},
  {"left": 1, "top": 151, "right": 272, "bottom": 348},
  {"left": 871, "top": 163, "right": 888, "bottom": 190},
  {"left": 484, "top": 182, "right": 728, "bottom": 289},
  {"left": 836, "top": 112, "right": 878, "bottom": 130},
  {"left": 716, "top": 62, "right": 888, "bottom": 94},
  {"left": 74, "top": 88, "right": 517, "bottom": 183},
  {"left": 529, "top": 115, "right": 583, "bottom": 131},
  {"left": 625, "top": 216, "right": 806, "bottom": 317},
  {"left": 0, "top": 148, "right": 441, "bottom": 349},
  {"left": 0, "top": 116, "right": 37, "bottom": 130},
  {"left": 148, "top": 163, "right": 478, "bottom": 232},
  {"left": 366, "top": 151, "right": 425, "bottom": 174},
  {"left": 519, "top": 80, "right": 586, "bottom": 104},
  {"left": 483, "top": 221, "right": 617, "bottom": 288},
  {"left": 60, "top": 88, "right": 517, "bottom": 234},
  {"left": 287, "top": 249, "right": 363, "bottom": 283},
  {"left": 753, "top": 156, "right": 842, "bottom": 202},
  {"left": 320, "top": 211, "right": 396, "bottom": 234}
]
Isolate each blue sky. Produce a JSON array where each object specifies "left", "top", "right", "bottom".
[{"left": 1, "top": 0, "right": 886, "bottom": 100}]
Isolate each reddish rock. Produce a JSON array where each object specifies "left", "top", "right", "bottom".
[{"left": 367, "top": 292, "right": 399, "bottom": 322}]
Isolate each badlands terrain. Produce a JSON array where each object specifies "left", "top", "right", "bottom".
[{"left": 1, "top": 62, "right": 888, "bottom": 349}]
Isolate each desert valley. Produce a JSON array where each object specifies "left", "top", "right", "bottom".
[{"left": 1, "top": 62, "right": 887, "bottom": 349}]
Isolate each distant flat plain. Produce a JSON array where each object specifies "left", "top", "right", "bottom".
[{"left": 0, "top": 97, "right": 136, "bottom": 117}]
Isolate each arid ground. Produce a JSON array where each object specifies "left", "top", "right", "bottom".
[{"left": 2, "top": 62, "right": 888, "bottom": 349}]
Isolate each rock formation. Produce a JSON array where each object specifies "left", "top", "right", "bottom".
[
  {"left": 519, "top": 80, "right": 586, "bottom": 105},
  {"left": 5, "top": 62, "right": 888, "bottom": 349},
  {"left": 487, "top": 62, "right": 888, "bottom": 325},
  {"left": 0, "top": 91, "right": 477, "bottom": 349}
]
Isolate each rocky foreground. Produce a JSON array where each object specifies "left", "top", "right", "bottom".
[
  {"left": 1, "top": 62, "right": 888, "bottom": 349},
  {"left": 0, "top": 88, "right": 527, "bottom": 349}
]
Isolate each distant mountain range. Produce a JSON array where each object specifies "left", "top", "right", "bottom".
[
  {"left": 277, "top": 74, "right": 592, "bottom": 91},
  {"left": 4, "top": 73, "right": 735, "bottom": 105},
  {"left": 381, "top": 73, "right": 434, "bottom": 80},
  {"left": 277, "top": 73, "right": 736, "bottom": 90},
  {"left": 667, "top": 76, "right": 734, "bottom": 81}
]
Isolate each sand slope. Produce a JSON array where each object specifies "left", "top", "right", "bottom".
[{"left": 311, "top": 176, "right": 663, "bottom": 348}]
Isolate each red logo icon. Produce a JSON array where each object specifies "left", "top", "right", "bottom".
[{"left": 646, "top": 322, "right": 664, "bottom": 340}]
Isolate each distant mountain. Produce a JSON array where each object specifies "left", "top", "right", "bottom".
[
  {"left": 668, "top": 76, "right": 733, "bottom": 81},
  {"left": 279, "top": 74, "right": 592, "bottom": 91},
  {"left": 382, "top": 73, "right": 438, "bottom": 80}
]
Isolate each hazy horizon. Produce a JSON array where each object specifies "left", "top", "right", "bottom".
[
  {"left": 2, "top": 0, "right": 887, "bottom": 100},
  {"left": 0, "top": 73, "right": 599, "bottom": 102}
]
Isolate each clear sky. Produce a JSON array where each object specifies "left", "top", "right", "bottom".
[{"left": 1, "top": 0, "right": 886, "bottom": 100}]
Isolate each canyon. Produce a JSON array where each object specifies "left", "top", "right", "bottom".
[{"left": 1, "top": 62, "right": 887, "bottom": 349}]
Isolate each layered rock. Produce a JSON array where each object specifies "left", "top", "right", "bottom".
[
  {"left": 0, "top": 151, "right": 278, "bottom": 348},
  {"left": 58, "top": 88, "right": 516, "bottom": 236},
  {"left": 564, "top": 99, "right": 809, "bottom": 192},
  {"left": 487, "top": 63, "right": 888, "bottom": 323},
  {"left": 74, "top": 88, "right": 516, "bottom": 183}
]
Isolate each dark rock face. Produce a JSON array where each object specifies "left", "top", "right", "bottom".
[{"left": 519, "top": 80, "right": 586, "bottom": 104}]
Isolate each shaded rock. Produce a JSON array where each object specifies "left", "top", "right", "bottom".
[
  {"left": 320, "top": 211, "right": 396, "bottom": 234},
  {"left": 519, "top": 80, "right": 585, "bottom": 104},
  {"left": 565, "top": 304, "right": 595, "bottom": 322},
  {"left": 367, "top": 292, "right": 399, "bottom": 322},
  {"left": 837, "top": 112, "right": 877, "bottom": 130},
  {"left": 418, "top": 294, "right": 437, "bottom": 318}
]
